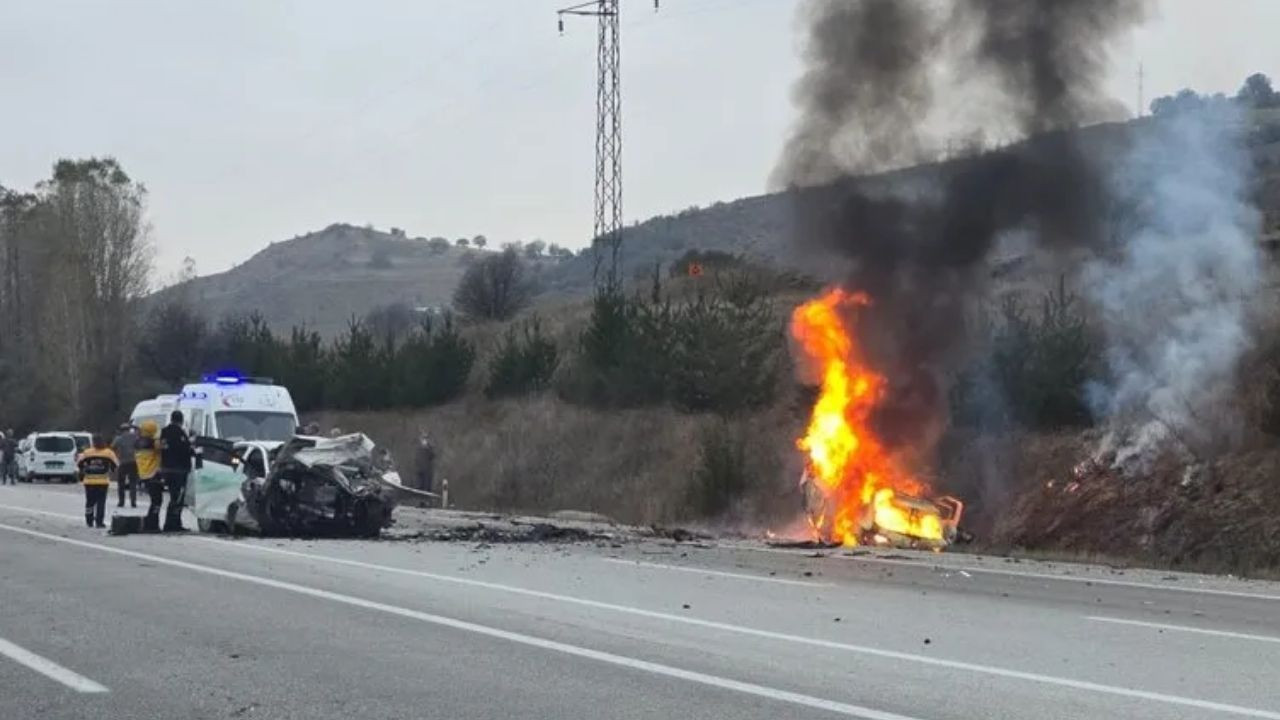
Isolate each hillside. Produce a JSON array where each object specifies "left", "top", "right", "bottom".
[
  {"left": 160, "top": 224, "right": 480, "bottom": 337},
  {"left": 543, "top": 116, "right": 1280, "bottom": 295},
  {"left": 165, "top": 116, "right": 1280, "bottom": 336}
]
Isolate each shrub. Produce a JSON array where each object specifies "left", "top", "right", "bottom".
[
  {"left": 563, "top": 270, "right": 782, "bottom": 414},
  {"left": 326, "top": 318, "right": 388, "bottom": 410},
  {"left": 666, "top": 271, "right": 781, "bottom": 413},
  {"left": 398, "top": 314, "right": 475, "bottom": 406},
  {"left": 276, "top": 326, "right": 326, "bottom": 413},
  {"left": 452, "top": 248, "right": 534, "bottom": 321},
  {"left": 561, "top": 285, "right": 671, "bottom": 407},
  {"left": 486, "top": 318, "right": 559, "bottom": 398},
  {"left": 690, "top": 421, "right": 750, "bottom": 517},
  {"left": 952, "top": 279, "right": 1099, "bottom": 430}
]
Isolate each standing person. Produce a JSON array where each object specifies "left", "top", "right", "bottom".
[
  {"left": 77, "top": 435, "right": 118, "bottom": 529},
  {"left": 135, "top": 420, "right": 163, "bottom": 532},
  {"left": 159, "top": 410, "right": 194, "bottom": 532},
  {"left": 1, "top": 432, "right": 14, "bottom": 484},
  {"left": 414, "top": 430, "right": 436, "bottom": 494},
  {"left": 111, "top": 423, "right": 138, "bottom": 508},
  {"left": 5, "top": 429, "right": 16, "bottom": 484}
]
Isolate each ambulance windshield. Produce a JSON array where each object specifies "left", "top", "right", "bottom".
[{"left": 216, "top": 411, "right": 296, "bottom": 442}]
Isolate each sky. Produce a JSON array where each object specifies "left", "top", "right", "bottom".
[{"left": 1, "top": 0, "right": 1278, "bottom": 277}]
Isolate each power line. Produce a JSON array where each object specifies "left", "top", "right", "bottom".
[{"left": 557, "top": 0, "right": 659, "bottom": 286}]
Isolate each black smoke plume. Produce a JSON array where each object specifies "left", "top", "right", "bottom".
[{"left": 778, "top": 0, "right": 1149, "bottom": 453}]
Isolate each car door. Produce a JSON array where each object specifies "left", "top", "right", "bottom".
[{"left": 189, "top": 440, "right": 247, "bottom": 526}]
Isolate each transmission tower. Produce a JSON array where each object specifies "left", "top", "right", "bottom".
[{"left": 558, "top": 0, "right": 658, "bottom": 286}]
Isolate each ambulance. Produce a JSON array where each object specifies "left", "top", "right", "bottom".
[
  {"left": 129, "top": 394, "right": 179, "bottom": 429},
  {"left": 175, "top": 373, "right": 299, "bottom": 444}
]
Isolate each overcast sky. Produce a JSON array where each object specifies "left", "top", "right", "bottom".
[{"left": 2, "top": 0, "right": 1278, "bottom": 277}]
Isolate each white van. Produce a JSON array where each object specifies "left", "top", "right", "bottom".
[
  {"left": 24, "top": 433, "right": 79, "bottom": 483},
  {"left": 176, "top": 374, "right": 298, "bottom": 444},
  {"left": 129, "top": 394, "right": 179, "bottom": 429},
  {"left": 48, "top": 431, "right": 92, "bottom": 455}
]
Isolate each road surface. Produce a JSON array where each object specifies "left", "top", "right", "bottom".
[{"left": 1, "top": 482, "right": 1278, "bottom": 720}]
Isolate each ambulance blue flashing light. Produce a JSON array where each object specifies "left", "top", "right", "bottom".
[
  {"left": 208, "top": 371, "right": 245, "bottom": 386},
  {"left": 198, "top": 371, "right": 274, "bottom": 386}
]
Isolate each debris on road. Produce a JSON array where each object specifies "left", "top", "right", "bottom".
[{"left": 409, "top": 520, "right": 612, "bottom": 544}]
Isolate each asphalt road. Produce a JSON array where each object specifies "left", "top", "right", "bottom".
[{"left": 2, "top": 483, "right": 1279, "bottom": 720}]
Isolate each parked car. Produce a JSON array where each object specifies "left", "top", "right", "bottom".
[{"left": 24, "top": 433, "right": 79, "bottom": 483}]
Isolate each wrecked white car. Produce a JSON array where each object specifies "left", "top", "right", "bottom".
[{"left": 191, "top": 433, "right": 409, "bottom": 538}]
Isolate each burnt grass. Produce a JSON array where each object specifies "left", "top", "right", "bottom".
[{"left": 987, "top": 442, "right": 1280, "bottom": 578}]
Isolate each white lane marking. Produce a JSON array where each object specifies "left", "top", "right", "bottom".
[
  {"left": 0, "top": 523, "right": 917, "bottom": 720},
  {"left": 0, "top": 504, "right": 80, "bottom": 521},
  {"left": 0, "top": 636, "right": 108, "bottom": 693},
  {"left": 184, "top": 536, "right": 1280, "bottom": 719},
  {"left": 743, "top": 545, "right": 1280, "bottom": 602},
  {"left": 601, "top": 557, "right": 833, "bottom": 587},
  {"left": 1088, "top": 616, "right": 1280, "bottom": 645},
  {"left": 11, "top": 501, "right": 1278, "bottom": 604},
  {"left": 6, "top": 501, "right": 1280, "bottom": 717}
]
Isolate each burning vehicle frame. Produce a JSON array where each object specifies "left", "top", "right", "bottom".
[{"left": 791, "top": 289, "right": 965, "bottom": 550}]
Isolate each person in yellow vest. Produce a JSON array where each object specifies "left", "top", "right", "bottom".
[
  {"left": 134, "top": 420, "right": 163, "bottom": 533},
  {"left": 77, "top": 435, "right": 118, "bottom": 529}
]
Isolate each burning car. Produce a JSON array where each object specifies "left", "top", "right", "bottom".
[
  {"left": 801, "top": 468, "right": 963, "bottom": 549},
  {"left": 192, "top": 433, "right": 414, "bottom": 538},
  {"left": 791, "top": 289, "right": 966, "bottom": 550}
]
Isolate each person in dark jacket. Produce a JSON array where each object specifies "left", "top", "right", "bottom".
[
  {"left": 111, "top": 423, "right": 138, "bottom": 508},
  {"left": 1, "top": 432, "right": 16, "bottom": 484},
  {"left": 414, "top": 430, "right": 436, "bottom": 494},
  {"left": 159, "top": 411, "right": 195, "bottom": 532}
]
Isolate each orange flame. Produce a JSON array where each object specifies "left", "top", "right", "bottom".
[{"left": 791, "top": 289, "right": 939, "bottom": 546}]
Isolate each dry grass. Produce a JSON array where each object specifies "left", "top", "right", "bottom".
[{"left": 314, "top": 396, "right": 806, "bottom": 526}]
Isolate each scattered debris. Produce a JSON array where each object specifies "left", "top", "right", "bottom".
[
  {"left": 768, "top": 539, "right": 841, "bottom": 550},
  {"left": 397, "top": 520, "right": 613, "bottom": 544},
  {"left": 650, "top": 526, "right": 713, "bottom": 543}
]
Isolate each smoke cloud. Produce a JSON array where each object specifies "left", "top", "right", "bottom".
[
  {"left": 778, "top": 0, "right": 1151, "bottom": 457},
  {"left": 1085, "top": 107, "right": 1263, "bottom": 468}
]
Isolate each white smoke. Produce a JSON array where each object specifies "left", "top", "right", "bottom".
[{"left": 1085, "top": 106, "right": 1263, "bottom": 469}]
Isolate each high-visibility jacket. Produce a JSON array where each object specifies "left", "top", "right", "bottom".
[
  {"left": 77, "top": 447, "right": 119, "bottom": 486},
  {"left": 135, "top": 420, "right": 161, "bottom": 481}
]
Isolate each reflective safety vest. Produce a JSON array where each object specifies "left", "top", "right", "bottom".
[
  {"left": 135, "top": 420, "right": 160, "bottom": 481},
  {"left": 77, "top": 448, "right": 118, "bottom": 487}
]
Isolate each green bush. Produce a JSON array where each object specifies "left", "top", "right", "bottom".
[
  {"left": 326, "top": 318, "right": 388, "bottom": 410},
  {"left": 398, "top": 314, "right": 475, "bottom": 406},
  {"left": 276, "top": 326, "right": 327, "bottom": 413},
  {"left": 486, "top": 318, "right": 559, "bottom": 399},
  {"left": 952, "top": 278, "right": 1099, "bottom": 430},
  {"left": 666, "top": 271, "right": 781, "bottom": 413},
  {"left": 690, "top": 421, "right": 751, "bottom": 517},
  {"left": 563, "top": 270, "right": 782, "bottom": 414},
  {"left": 561, "top": 285, "right": 671, "bottom": 407}
]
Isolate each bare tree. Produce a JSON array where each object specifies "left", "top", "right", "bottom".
[
  {"left": 452, "top": 248, "right": 534, "bottom": 321},
  {"left": 34, "top": 158, "right": 153, "bottom": 421}
]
